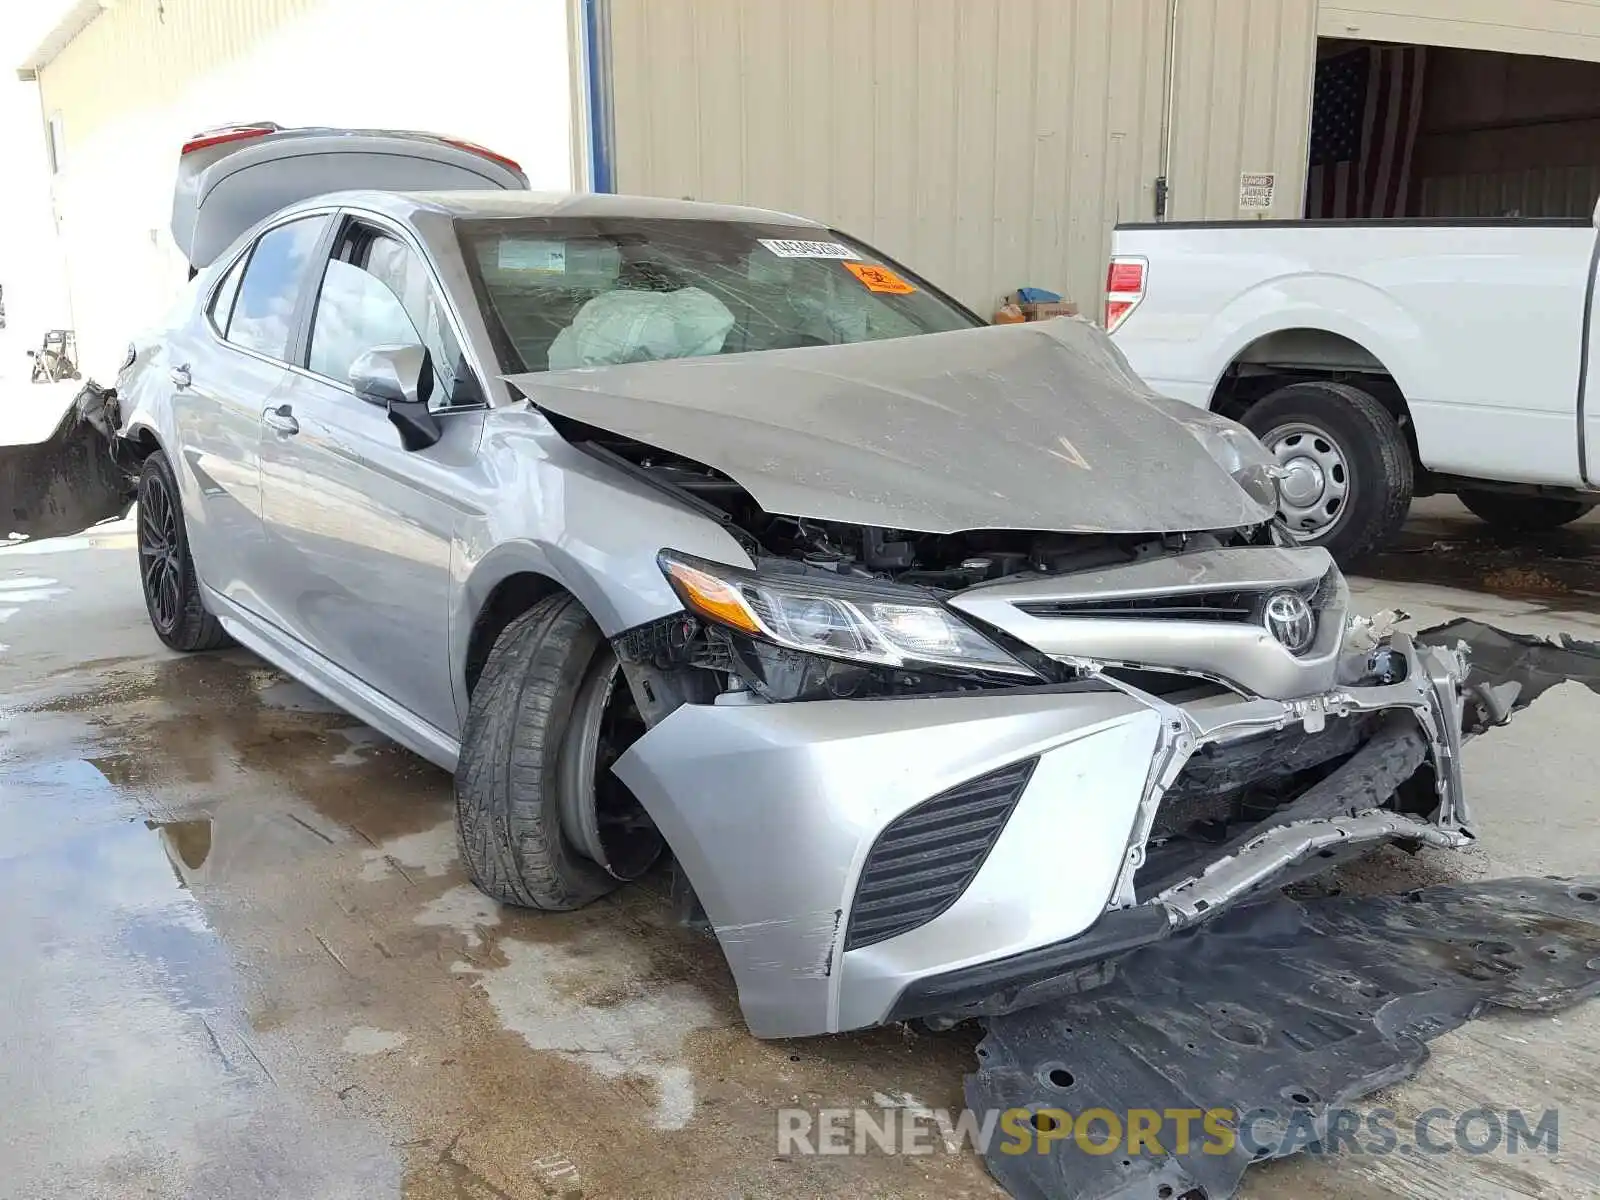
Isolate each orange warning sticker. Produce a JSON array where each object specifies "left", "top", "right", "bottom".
[{"left": 843, "top": 261, "right": 917, "bottom": 295}]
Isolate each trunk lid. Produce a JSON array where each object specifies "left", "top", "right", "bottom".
[{"left": 172, "top": 123, "right": 529, "bottom": 270}]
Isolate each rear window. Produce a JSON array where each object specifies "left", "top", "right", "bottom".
[{"left": 455, "top": 217, "right": 980, "bottom": 373}]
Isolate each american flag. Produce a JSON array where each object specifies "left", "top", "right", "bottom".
[{"left": 1306, "top": 46, "right": 1428, "bottom": 218}]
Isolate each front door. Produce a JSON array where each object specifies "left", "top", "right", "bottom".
[{"left": 256, "top": 217, "right": 483, "bottom": 738}]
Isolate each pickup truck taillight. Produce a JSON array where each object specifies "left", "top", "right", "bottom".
[{"left": 1105, "top": 256, "right": 1146, "bottom": 333}]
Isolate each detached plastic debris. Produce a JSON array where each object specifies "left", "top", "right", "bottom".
[
  {"left": 1416, "top": 618, "right": 1600, "bottom": 708},
  {"left": 0, "top": 381, "right": 133, "bottom": 543},
  {"left": 969, "top": 876, "right": 1600, "bottom": 1200}
]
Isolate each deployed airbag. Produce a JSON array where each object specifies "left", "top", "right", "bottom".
[{"left": 547, "top": 287, "right": 735, "bottom": 370}]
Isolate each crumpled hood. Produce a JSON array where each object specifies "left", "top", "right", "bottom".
[{"left": 506, "top": 317, "right": 1274, "bottom": 535}]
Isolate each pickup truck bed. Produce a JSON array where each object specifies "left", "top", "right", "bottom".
[{"left": 1108, "top": 216, "right": 1600, "bottom": 563}]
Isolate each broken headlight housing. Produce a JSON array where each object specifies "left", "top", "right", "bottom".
[
  {"left": 1178, "top": 411, "right": 1284, "bottom": 510},
  {"left": 658, "top": 550, "right": 1039, "bottom": 681}
]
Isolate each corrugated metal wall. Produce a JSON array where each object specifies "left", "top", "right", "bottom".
[
  {"left": 33, "top": 0, "right": 575, "bottom": 375},
  {"left": 1167, "top": 0, "right": 1316, "bottom": 220},
  {"left": 1320, "top": 1, "right": 1600, "bottom": 63},
  {"left": 608, "top": 0, "right": 1314, "bottom": 316},
  {"left": 36, "top": 0, "right": 323, "bottom": 147}
]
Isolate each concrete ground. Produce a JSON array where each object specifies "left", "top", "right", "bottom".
[{"left": 3, "top": 379, "right": 1599, "bottom": 1198}]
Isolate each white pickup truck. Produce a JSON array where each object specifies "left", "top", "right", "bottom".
[{"left": 1108, "top": 213, "right": 1600, "bottom": 563}]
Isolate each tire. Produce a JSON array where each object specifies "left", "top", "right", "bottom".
[
  {"left": 455, "top": 593, "right": 659, "bottom": 910},
  {"left": 136, "top": 451, "right": 232, "bottom": 652},
  {"left": 1458, "top": 489, "right": 1596, "bottom": 532},
  {"left": 1242, "top": 381, "right": 1414, "bottom": 565}
]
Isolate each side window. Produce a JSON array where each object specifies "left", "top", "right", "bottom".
[
  {"left": 308, "top": 259, "right": 421, "bottom": 382},
  {"left": 306, "top": 227, "right": 469, "bottom": 410},
  {"left": 227, "top": 216, "right": 330, "bottom": 359},
  {"left": 207, "top": 253, "right": 246, "bottom": 335}
]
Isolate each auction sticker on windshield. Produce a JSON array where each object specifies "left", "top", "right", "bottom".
[
  {"left": 844, "top": 261, "right": 917, "bottom": 295},
  {"left": 758, "top": 238, "right": 858, "bottom": 259}
]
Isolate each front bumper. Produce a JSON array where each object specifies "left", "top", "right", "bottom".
[{"left": 614, "top": 633, "right": 1473, "bottom": 1039}]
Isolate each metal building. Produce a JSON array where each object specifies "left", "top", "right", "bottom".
[
  {"left": 16, "top": 0, "right": 1600, "bottom": 370},
  {"left": 15, "top": 0, "right": 579, "bottom": 373},
  {"left": 607, "top": 0, "right": 1318, "bottom": 315}
]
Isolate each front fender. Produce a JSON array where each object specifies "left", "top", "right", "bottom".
[
  {"left": 0, "top": 382, "right": 135, "bottom": 542},
  {"left": 450, "top": 464, "right": 757, "bottom": 720}
]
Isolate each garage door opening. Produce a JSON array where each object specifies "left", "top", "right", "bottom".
[{"left": 1305, "top": 39, "right": 1600, "bottom": 219}]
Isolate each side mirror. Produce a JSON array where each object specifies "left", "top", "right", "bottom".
[{"left": 349, "top": 344, "right": 442, "bottom": 451}]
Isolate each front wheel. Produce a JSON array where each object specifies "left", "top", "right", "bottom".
[
  {"left": 1242, "top": 380, "right": 1414, "bottom": 566},
  {"left": 455, "top": 593, "right": 662, "bottom": 911},
  {"left": 1459, "top": 489, "right": 1596, "bottom": 532},
  {"left": 136, "top": 451, "right": 232, "bottom": 652}
]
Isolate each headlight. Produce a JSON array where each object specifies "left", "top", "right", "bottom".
[
  {"left": 1178, "top": 412, "right": 1284, "bottom": 510},
  {"left": 658, "top": 551, "right": 1038, "bottom": 679}
]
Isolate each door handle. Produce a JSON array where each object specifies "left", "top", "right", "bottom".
[
  {"left": 263, "top": 404, "right": 299, "bottom": 436},
  {"left": 170, "top": 364, "right": 191, "bottom": 389}
]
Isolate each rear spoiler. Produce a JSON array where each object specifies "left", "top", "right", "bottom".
[{"left": 171, "top": 123, "right": 530, "bottom": 271}]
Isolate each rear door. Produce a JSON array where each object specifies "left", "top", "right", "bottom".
[
  {"left": 256, "top": 213, "right": 484, "bottom": 737},
  {"left": 173, "top": 212, "right": 332, "bottom": 609}
]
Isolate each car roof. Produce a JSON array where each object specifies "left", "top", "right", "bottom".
[{"left": 301, "top": 189, "right": 825, "bottom": 228}]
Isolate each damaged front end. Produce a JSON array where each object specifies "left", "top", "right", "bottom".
[
  {"left": 610, "top": 535, "right": 1492, "bottom": 1039},
  {"left": 0, "top": 382, "right": 136, "bottom": 543},
  {"left": 500, "top": 321, "right": 1505, "bottom": 1039}
]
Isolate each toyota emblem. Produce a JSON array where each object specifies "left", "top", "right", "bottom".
[{"left": 1264, "top": 590, "right": 1316, "bottom": 654}]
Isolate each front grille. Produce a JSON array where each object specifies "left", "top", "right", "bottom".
[
  {"left": 1016, "top": 591, "right": 1259, "bottom": 621},
  {"left": 1014, "top": 568, "right": 1340, "bottom": 628},
  {"left": 843, "top": 758, "right": 1036, "bottom": 951}
]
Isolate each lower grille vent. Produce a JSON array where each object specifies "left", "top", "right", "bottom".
[{"left": 843, "top": 758, "right": 1036, "bottom": 951}]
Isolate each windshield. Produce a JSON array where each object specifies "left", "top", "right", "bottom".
[{"left": 455, "top": 217, "right": 982, "bottom": 373}]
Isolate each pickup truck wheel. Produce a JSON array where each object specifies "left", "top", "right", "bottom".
[
  {"left": 455, "top": 593, "right": 661, "bottom": 910},
  {"left": 1243, "top": 381, "right": 1413, "bottom": 564},
  {"left": 1458, "top": 490, "right": 1597, "bottom": 532},
  {"left": 136, "top": 452, "right": 232, "bottom": 652}
]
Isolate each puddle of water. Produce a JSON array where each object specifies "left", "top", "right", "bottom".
[
  {"left": 0, "top": 750, "right": 401, "bottom": 1195},
  {"left": 256, "top": 676, "right": 344, "bottom": 714},
  {"left": 464, "top": 932, "right": 720, "bottom": 1131},
  {"left": 149, "top": 815, "right": 214, "bottom": 873},
  {"left": 414, "top": 883, "right": 501, "bottom": 948},
  {"left": 360, "top": 820, "right": 458, "bottom": 881},
  {"left": 332, "top": 724, "right": 390, "bottom": 766}
]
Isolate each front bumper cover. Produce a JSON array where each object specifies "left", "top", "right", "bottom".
[{"left": 615, "top": 633, "right": 1475, "bottom": 1039}]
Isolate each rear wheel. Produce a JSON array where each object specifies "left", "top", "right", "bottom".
[
  {"left": 1242, "top": 380, "right": 1413, "bottom": 565},
  {"left": 137, "top": 451, "right": 231, "bottom": 652},
  {"left": 455, "top": 592, "right": 662, "bottom": 910},
  {"left": 1459, "top": 489, "right": 1596, "bottom": 532}
]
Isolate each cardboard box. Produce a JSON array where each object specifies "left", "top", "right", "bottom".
[{"left": 1015, "top": 299, "right": 1079, "bottom": 321}]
